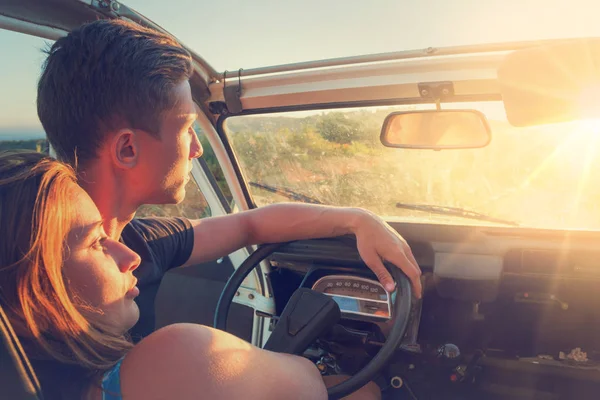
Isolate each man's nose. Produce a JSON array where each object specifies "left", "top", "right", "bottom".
[{"left": 191, "top": 134, "right": 203, "bottom": 159}]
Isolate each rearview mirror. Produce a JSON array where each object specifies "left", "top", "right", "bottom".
[
  {"left": 498, "top": 38, "right": 600, "bottom": 127},
  {"left": 380, "top": 110, "right": 491, "bottom": 149}
]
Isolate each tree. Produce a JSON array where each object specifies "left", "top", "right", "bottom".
[{"left": 317, "top": 112, "right": 370, "bottom": 144}]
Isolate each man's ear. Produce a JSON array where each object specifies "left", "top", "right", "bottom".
[{"left": 111, "top": 129, "right": 139, "bottom": 169}]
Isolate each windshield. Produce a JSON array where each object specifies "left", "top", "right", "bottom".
[{"left": 225, "top": 101, "right": 600, "bottom": 230}]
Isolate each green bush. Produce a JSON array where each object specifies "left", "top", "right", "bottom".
[{"left": 317, "top": 112, "right": 373, "bottom": 144}]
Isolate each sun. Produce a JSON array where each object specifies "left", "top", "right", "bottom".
[{"left": 553, "top": 119, "right": 600, "bottom": 221}]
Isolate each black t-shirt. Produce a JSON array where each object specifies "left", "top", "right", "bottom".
[{"left": 122, "top": 217, "right": 195, "bottom": 341}]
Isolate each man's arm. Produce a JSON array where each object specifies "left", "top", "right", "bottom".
[{"left": 184, "top": 203, "right": 422, "bottom": 297}]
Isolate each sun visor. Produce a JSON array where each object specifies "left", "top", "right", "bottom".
[{"left": 498, "top": 38, "right": 600, "bottom": 127}]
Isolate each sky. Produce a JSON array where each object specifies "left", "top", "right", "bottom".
[{"left": 2, "top": 0, "right": 600, "bottom": 130}]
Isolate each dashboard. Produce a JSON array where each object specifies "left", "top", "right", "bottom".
[
  {"left": 304, "top": 271, "right": 422, "bottom": 353},
  {"left": 267, "top": 228, "right": 600, "bottom": 399}
]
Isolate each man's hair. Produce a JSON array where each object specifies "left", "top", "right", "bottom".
[{"left": 37, "top": 19, "right": 194, "bottom": 166}]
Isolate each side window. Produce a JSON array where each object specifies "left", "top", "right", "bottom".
[
  {"left": 0, "top": 30, "right": 49, "bottom": 153},
  {"left": 195, "top": 123, "right": 234, "bottom": 206},
  {"left": 136, "top": 122, "right": 232, "bottom": 219},
  {"left": 136, "top": 178, "right": 212, "bottom": 219}
]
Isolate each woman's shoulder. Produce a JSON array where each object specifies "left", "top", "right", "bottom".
[
  {"left": 119, "top": 324, "right": 251, "bottom": 399},
  {"left": 124, "top": 323, "right": 252, "bottom": 365},
  {"left": 116, "top": 323, "right": 326, "bottom": 400}
]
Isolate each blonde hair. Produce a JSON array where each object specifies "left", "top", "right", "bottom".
[{"left": 0, "top": 150, "right": 132, "bottom": 371}]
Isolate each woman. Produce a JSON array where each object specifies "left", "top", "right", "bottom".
[{"left": 0, "top": 151, "right": 380, "bottom": 400}]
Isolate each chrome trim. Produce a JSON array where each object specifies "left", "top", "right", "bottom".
[
  {"left": 324, "top": 294, "right": 391, "bottom": 321},
  {"left": 323, "top": 292, "right": 388, "bottom": 304},
  {"left": 311, "top": 275, "right": 392, "bottom": 320}
]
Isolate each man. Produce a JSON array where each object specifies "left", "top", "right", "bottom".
[{"left": 37, "top": 19, "right": 422, "bottom": 341}]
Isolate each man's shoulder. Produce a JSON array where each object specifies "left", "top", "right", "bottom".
[{"left": 122, "top": 216, "right": 194, "bottom": 268}]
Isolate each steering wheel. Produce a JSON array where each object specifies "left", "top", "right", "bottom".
[{"left": 214, "top": 240, "right": 412, "bottom": 399}]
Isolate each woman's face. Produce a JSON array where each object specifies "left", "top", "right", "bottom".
[{"left": 63, "top": 185, "right": 141, "bottom": 334}]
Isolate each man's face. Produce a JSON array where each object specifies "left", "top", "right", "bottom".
[{"left": 135, "top": 80, "right": 203, "bottom": 205}]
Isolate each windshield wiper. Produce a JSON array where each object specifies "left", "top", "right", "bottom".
[
  {"left": 249, "top": 182, "right": 323, "bottom": 204},
  {"left": 395, "top": 202, "right": 520, "bottom": 227},
  {"left": 248, "top": 183, "right": 518, "bottom": 226}
]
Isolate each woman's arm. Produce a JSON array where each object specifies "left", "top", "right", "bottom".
[{"left": 116, "top": 323, "right": 327, "bottom": 400}]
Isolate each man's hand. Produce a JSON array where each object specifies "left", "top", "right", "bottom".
[{"left": 348, "top": 209, "right": 422, "bottom": 298}]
